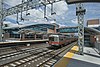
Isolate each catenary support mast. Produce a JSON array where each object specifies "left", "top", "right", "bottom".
[
  {"left": 76, "top": 3, "right": 86, "bottom": 55},
  {"left": 0, "top": 0, "right": 3, "bottom": 41}
]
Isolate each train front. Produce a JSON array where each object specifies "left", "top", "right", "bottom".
[{"left": 49, "top": 35, "right": 59, "bottom": 47}]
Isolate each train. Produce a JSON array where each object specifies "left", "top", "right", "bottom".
[{"left": 49, "top": 34, "right": 77, "bottom": 47}]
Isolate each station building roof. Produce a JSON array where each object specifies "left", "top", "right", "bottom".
[{"left": 3, "top": 24, "right": 55, "bottom": 31}]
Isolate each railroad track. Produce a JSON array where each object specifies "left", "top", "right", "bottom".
[
  {"left": 37, "top": 42, "right": 77, "bottom": 67},
  {"left": 0, "top": 43, "right": 48, "bottom": 55},
  {"left": 2, "top": 42, "right": 76, "bottom": 67},
  {"left": 0, "top": 46, "right": 49, "bottom": 66},
  {"left": 0, "top": 42, "right": 49, "bottom": 58},
  {"left": 1, "top": 42, "right": 76, "bottom": 67},
  {"left": 1, "top": 48, "right": 52, "bottom": 67}
]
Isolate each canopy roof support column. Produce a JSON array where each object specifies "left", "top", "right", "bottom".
[{"left": 76, "top": 3, "right": 86, "bottom": 55}]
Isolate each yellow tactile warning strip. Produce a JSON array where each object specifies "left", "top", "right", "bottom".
[{"left": 54, "top": 46, "right": 78, "bottom": 67}]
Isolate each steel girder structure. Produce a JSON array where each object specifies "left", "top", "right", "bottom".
[
  {"left": 0, "top": 0, "right": 63, "bottom": 41},
  {"left": 2, "top": 0, "right": 64, "bottom": 17},
  {"left": 76, "top": 3, "right": 86, "bottom": 55}
]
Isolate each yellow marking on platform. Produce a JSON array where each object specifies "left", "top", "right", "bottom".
[{"left": 54, "top": 46, "right": 78, "bottom": 67}]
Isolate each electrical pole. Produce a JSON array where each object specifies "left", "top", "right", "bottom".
[
  {"left": 76, "top": 3, "right": 86, "bottom": 55},
  {"left": 0, "top": 0, "right": 3, "bottom": 42}
]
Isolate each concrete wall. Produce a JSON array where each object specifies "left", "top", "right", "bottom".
[
  {"left": 87, "top": 19, "right": 100, "bottom": 27},
  {"left": 90, "top": 35, "right": 95, "bottom": 46},
  {"left": 4, "top": 33, "right": 10, "bottom": 39},
  {"left": 87, "top": 19, "right": 99, "bottom": 25}
]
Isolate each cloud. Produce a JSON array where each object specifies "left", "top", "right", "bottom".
[
  {"left": 71, "top": 18, "right": 78, "bottom": 25},
  {"left": 53, "top": 1, "right": 68, "bottom": 15},
  {"left": 49, "top": 20, "right": 56, "bottom": 23},
  {"left": 4, "top": 0, "right": 22, "bottom": 7}
]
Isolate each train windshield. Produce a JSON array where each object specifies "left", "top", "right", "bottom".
[
  {"left": 49, "top": 37, "right": 54, "bottom": 41},
  {"left": 49, "top": 37, "right": 59, "bottom": 41}
]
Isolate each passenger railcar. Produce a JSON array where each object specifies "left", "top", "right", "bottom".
[{"left": 49, "top": 34, "right": 77, "bottom": 47}]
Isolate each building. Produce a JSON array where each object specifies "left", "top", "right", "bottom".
[
  {"left": 87, "top": 19, "right": 100, "bottom": 30},
  {"left": 3, "top": 24, "right": 57, "bottom": 41},
  {"left": 85, "top": 19, "right": 100, "bottom": 47}
]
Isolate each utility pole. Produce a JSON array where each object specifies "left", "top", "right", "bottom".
[
  {"left": 0, "top": 0, "right": 3, "bottom": 42},
  {"left": 76, "top": 3, "right": 86, "bottom": 55}
]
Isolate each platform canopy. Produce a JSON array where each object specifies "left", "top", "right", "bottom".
[
  {"left": 57, "top": 27, "right": 78, "bottom": 33},
  {"left": 85, "top": 27, "right": 100, "bottom": 35},
  {"left": 66, "top": 0, "right": 100, "bottom": 4},
  {"left": 57, "top": 26, "right": 100, "bottom": 35}
]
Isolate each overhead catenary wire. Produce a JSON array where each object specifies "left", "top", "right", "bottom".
[
  {"left": 32, "top": 3, "right": 75, "bottom": 26},
  {"left": 26, "top": 5, "right": 78, "bottom": 26},
  {"left": 5, "top": 0, "right": 76, "bottom": 26}
]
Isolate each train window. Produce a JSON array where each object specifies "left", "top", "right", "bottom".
[
  {"left": 49, "top": 37, "right": 59, "bottom": 42},
  {"left": 54, "top": 37, "right": 59, "bottom": 41},
  {"left": 59, "top": 37, "right": 63, "bottom": 41},
  {"left": 49, "top": 37, "right": 54, "bottom": 41}
]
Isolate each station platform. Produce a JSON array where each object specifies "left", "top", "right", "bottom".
[
  {"left": 54, "top": 45, "right": 100, "bottom": 67},
  {"left": 0, "top": 39, "right": 48, "bottom": 47}
]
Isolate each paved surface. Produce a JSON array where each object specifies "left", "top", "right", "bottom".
[
  {"left": 54, "top": 46, "right": 100, "bottom": 67},
  {"left": 54, "top": 46, "right": 78, "bottom": 67}
]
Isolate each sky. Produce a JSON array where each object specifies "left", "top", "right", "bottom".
[{"left": 2, "top": 0, "right": 100, "bottom": 27}]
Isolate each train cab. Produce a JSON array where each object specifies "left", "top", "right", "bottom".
[
  {"left": 49, "top": 35, "right": 59, "bottom": 46},
  {"left": 49, "top": 34, "right": 67, "bottom": 47}
]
